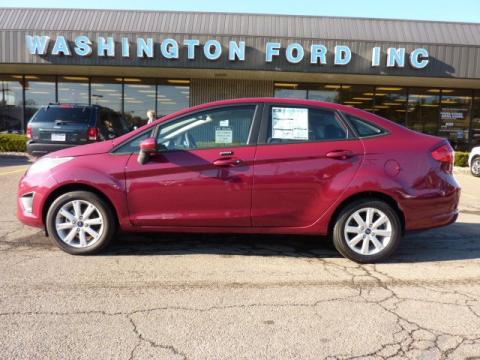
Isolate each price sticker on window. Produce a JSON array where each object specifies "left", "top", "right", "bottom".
[
  {"left": 272, "top": 107, "right": 309, "bottom": 140},
  {"left": 215, "top": 127, "right": 233, "bottom": 143}
]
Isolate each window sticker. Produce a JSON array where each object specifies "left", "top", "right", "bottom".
[
  {"left": 215, "top": 127, "right": 233, "bottom": 143},
  {"left": 272, "top": 107, "right": 309, "bottom": 140}
]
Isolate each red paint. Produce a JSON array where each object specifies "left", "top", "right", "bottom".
[
  {"left": 139, "top": 137, "right": 157, "bottom": 153},
  {"left": 17, "top": 97, "right": 460, "bottom": 236}
]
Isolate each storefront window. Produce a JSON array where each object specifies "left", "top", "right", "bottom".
[
  {"left": 341, "top": 85, "right": 375, "bottom": 112},
  {"left": 124, "top": 79, "right": 156, "bottom": 128},
  {"left": 308, "top": 84, "right": 341, "bottom": 103},
  {"left": 24, "top": 75, "right": 56, "bottom": 123},
  {"left": 372, "top": 87, "right": 407, "bottom": 125},
  {"left": 406, "top": 88, "right": 440, "bottom": 135},
  {"left": 438, "top": 89, "right": 472, "bottom": 151},
  {"left": 156, "top": 85, "right": 190, "bottom": 117},
  {"left": 0, "top": 75, "right": 24, "bottom": 133},
  {"left": 469, "top": 91, "right": 480, "bottom": 149},
  {"left": 91, "top": 77, "right": 122, "bottom": 112},
  {"left": 58, "top": 76, "right": 89, "bottom": 104},
  {"left": 274, "top": 86, "right": 307, "bottom": 99}
]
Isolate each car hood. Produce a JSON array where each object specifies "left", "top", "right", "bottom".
[{"left": 48, "top": 140, "right": 114, "bottom": 158}]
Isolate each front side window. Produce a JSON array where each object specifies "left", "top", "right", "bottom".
[
  {"left": 156, "top": 106, "right": 256, "bottom": 150},
  {"left": 267, "top": 106, "right": 348, "bottom": 144},
  {"left": 113, "top": 130, "right": 153, "bottom": 154}
]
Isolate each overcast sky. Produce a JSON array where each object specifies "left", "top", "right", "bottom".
[{"left": 1, "top": 0, "right": 479, "bottom": 23}]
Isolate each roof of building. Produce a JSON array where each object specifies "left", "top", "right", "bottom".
[{"left": 1, "top": 7, "right": 479, "bottom": 46}]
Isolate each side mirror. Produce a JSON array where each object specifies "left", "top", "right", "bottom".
[
  {"left": 138, "top": 137, "right": 157, "bottom": 165},
  {"left": 140, "top": 137, "right": 157, "bottom": 153}
]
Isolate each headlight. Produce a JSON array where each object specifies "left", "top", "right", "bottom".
[{"left": 27, "top": 157, "right": 74, "bottom": 175}]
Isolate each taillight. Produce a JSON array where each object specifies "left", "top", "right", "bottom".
[
  {"left": 26, "top": 125, "right": 32, "bottom": 139},
  {"left": 431, "top": 143, "right": 454, "bottom": 173},
  {"left": 87, "top": 127, "right": 99, "bottom": 141}
]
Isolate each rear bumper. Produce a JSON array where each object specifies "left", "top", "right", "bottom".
[
  {"left": 26, "top": 141, "right": 76, "bottom": 156},
  {"left": 401, "top": 183, "right": 461, "bottom": 232}
]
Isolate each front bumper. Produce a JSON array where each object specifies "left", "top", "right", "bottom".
[{"left": 17, "top": 171, "right": 58, "bottom": 228}]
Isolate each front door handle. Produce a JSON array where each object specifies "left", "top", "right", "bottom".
[
  {"left": 326, "top": 150, "right": 354, "bottom": 160},
  {"left": 219, "top": 150, "right": 234, "bottom": 156},
  {"left": 213, "top": 158, "right": 242, "bottom": 167}
]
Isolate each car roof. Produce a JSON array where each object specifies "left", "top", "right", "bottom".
[
  {"left": 193, "top": 97, "right": 343, "bottom": 110},
  {"left": 41, "top": 103, "right": 103, "bottom": 109},
  {"left": 178, "top": 97, "right": 408, "bottom": 132},
  {"left": 183, "top": 97, "right": 378, "bottom": 119},
  {"left": 115, "top": 96, "right": 407, "bottom": 147}
]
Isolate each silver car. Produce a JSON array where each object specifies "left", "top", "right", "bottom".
[{"left": 469, "top": 146, "right": 480, "bottom": 177}]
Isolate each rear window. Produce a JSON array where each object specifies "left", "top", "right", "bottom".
[
  {"left": 346, "top": 115, "right": 386, "bottom": 137},
  {"left": 30, "top": 107, "right": 92, "bottom": 123}
]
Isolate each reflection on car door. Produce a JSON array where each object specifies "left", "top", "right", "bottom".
[
  {"left": 125, "top": 104, "right": 260, "bottom": 227},
  {"left": 252, "top": 105, "right": 364, "bottom": 227}
]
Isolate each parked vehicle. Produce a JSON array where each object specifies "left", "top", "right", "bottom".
[
  {"left": 17, "top": 98, "right": 460, "bottom": 262},
  {"left": 26, "top": 104, "right": 131, "bottom": 156},
  {"left": 469, "top": 146, "right": 480, "bottom": 177}
]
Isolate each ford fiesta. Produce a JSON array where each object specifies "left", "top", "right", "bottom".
[{"left": 17, "top": 98, "right": 460, "bottom": 262}]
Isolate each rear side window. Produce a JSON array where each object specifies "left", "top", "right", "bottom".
[
  {"left": 30, "top": 107, "right": 92, "bottom": 123},
  {"left": 267, "top": 106, "right": 348, "bottom": 144},
  {"left": 98, "top": 108, "right": 130, "bottom": 139},
  {"left": 346, "top": 115, "right": 386, "bottom": 137}
]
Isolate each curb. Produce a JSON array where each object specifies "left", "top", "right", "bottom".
[{"left": 0, "top": 152, "right": 35, "bottom": 164}]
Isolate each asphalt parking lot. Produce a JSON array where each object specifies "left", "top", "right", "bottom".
[{"left": 0, "top": 155, "right": 479, "bottom": 360}]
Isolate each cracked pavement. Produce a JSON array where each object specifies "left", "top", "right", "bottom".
[{"left": 1, "top": 156, "right": 480, "bottom": 359}]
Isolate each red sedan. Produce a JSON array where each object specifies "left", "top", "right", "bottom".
[{"left": 17, "top": 98, "right": 460, "bottom": 262}]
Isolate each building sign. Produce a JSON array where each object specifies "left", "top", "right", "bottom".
[{"left": 25, "top": 35, "right": 430, "bottom": 69}]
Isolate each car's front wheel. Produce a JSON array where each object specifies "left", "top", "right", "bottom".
[
  {"left": 46, "top": 191, "right": 116, "bottom": 255},
  {"left": 471, "top": 156, "right": 480, "bottom": 177},
  {"left": 332, "top": 200, "right": 402, "bottom": 263}
]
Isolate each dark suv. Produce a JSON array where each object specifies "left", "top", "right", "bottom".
[{"left": 26, "top": 104, "right": 131, "bottom": 156}]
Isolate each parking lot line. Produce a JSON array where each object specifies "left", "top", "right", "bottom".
[{"left": 0, "top": 168, "right": 28, "bottom": 176}]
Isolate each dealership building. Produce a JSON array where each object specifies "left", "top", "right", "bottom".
[{"left": 0, "top": 7, "right": 479, "bottom": 150}]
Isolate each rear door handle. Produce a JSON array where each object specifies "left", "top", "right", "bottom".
[
  {"left": 213, "top": 158, "right": 242, "bottom": 167},
  {"left": 326, "top": 150, "right": 354, "bottom": 160}
]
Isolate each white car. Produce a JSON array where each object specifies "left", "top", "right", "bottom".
[{"left": 469, "top": 146, "right": 480, "bottom": 177}]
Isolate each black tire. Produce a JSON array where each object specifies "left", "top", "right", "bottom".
[
  {"left": 332, "top": 200, "right": 402, "bottom": 263},
  {"left": 46, "top": 191, "right": 116, "bottom": 255},
  {"left": 471, "top": 156, "right": 480, "bottom": 177}
]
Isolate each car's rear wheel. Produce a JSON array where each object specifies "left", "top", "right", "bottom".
[
  {"left": 471, "top": 156, "right": 480, "bottom": 177},
  {"left": 46, "top": 191, "right": 116, "bottom": 255},
  {"left": 332, "top": 200, "right": 402, "bottom": 263}
]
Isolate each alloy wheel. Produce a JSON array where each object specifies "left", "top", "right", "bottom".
[
  {"left": 343, "top": 207, "right": 393, "bottom": 256},
  {"left": 55, "top": 200, "right": 104, "bottom": 248}
]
